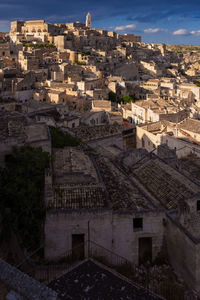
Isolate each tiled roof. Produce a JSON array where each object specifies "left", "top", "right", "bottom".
[
  {"left": 95, "top": 155, "right": 153, "bottom": 210},
  {"left": 50, "top": 185, "right": 107, "bottom": 209},
  {"left": 178, "top": 118, "right": 200, "bottom": 134},
  {"left": 132, "top": 158, "right": 199, "bottom": 209},
  {"left": 49, "top": 259, "right": 162, "bottom": 300}
]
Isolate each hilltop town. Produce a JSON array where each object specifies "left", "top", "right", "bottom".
[{"left": 1, "top": 13, "right": 200, "bottom": 300}]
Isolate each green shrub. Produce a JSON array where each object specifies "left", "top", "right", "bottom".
[{"left": 49, "top": 126, "right": 81, "bottom": 148}]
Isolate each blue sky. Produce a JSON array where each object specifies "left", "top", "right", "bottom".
[{"left": 1, "top": 0, "right": 200, "bottom": 45}]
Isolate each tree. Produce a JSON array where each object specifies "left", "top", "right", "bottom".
[
  {"left": 0, "top": 146, "right": 50, "bottom": 249},
  {"left": 123, "top": 94, "right": 136, "bottom": 103}
]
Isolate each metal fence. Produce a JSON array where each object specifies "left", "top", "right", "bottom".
[{"left": 17, "top": 240, "right": 198, "bottom": 300}]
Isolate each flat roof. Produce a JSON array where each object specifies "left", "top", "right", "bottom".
[{"left": 25, "top": 123, "right": 49, "bottom": 142}]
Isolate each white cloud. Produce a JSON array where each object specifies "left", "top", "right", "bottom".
[
  {"left": 115, "top": 24, "right": 136, "bottom": 31},
  {"left": 144, "top": 28, "right": 167, "bottom": 34},
  {"left": 172, "top": 29, "right": 189, "bottom": 35},
  {"left": 191, "top": 30, "right": 200, "bottom": 36}
]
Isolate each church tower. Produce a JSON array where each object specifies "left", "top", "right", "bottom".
[{"left": 86, "top": 12, "right": 92, "bottom": 29}]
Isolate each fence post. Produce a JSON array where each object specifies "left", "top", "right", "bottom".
[{"left": 88, "top": 221, "right": 90, "bottom": 258}]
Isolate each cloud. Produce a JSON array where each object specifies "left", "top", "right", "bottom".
[
  {"left": 0, "top": 20, "right": 10, "bottom": 25},
  {"left": 172, "top": 29, "right": 190, "bottom": 35},
  {"left": 144, "top": 28, "right": 167, "bottom": 34},
  {"left": 172, "top": 28, "right": 200, "bottom": 37},
  {"left": 0, "top": 20, "right": 10, "bottom": 30},
  {"left": 115, "top": 24, "right": 136, "bottom": 31},
  {"left": 191, "top": 30, "right": 200, "bottom": 36}
]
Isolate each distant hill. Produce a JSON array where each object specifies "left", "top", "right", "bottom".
[{"left": 167, "top": 44, "right": 200, "bottom": 53}]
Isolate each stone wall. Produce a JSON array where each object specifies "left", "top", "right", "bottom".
[
  {"left": 112, "top": 211, "right": 164, "bottom": 263},
  {"left": 165, "top": 213, "right": 200, "bottom": 291},
  {"left": 137, "top": 125, "right": 200, "bottom": 158},
  {"left": 0, "top": 90, "right": 33, "bottom": 102},
  {"left": 45, "top": 210, "right": 112, "bottom": 260},
  {"left": 45, "top": 209, "right": 164, "bottom": 264}
]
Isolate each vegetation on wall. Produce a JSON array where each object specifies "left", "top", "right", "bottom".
[
  {"left": 79, "top": 51, "right": 91, "bottom": 56},
  {"left": 108, "top": 91, "right": 139, "bottom": 104},
  {"left": 194, "top": 81, "right": 200, "bottom": 87},
  {"left": 49, "top": 126, "right": 81, "bottom": 148},
  {"left": 24, "top": 43, "right": 56, "bottom": 49},
  {"left": 0, "top": 146, "right": 50, "bottom": 249}
]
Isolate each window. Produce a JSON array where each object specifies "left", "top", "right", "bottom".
[
  {"left": 197, "top": 200, "right": 200, "bottom": 211},
  {"left": 142, "top": 138, "right": 145, "bottom": 148},
  {"left": 133, "top": 218, "right": 143, "bottom": 231}
]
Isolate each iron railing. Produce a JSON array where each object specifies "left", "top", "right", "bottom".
[{"left": 16, "top": 240, "right": 197, "bottom": 300}]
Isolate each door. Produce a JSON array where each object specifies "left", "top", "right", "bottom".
[
  {"left": 139, "top": 237, "right": 152, "bottom": 265},
  {"left": 72, "top": 234, "right": 85, "bottom": 260}
]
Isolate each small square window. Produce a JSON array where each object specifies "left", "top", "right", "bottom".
[{"left": 133, "top": 218, "right": 143, "bottom": 231}]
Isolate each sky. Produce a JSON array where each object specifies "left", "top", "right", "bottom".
[{"left": 1, "top": 0, "right": 200, "bottom": 45}]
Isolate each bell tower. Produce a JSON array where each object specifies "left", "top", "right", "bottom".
[{"left": 86, "top": 12, "right": 92, "bottom": 29}]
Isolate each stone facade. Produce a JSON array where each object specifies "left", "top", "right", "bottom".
[{"left": 45, "top": 209, "right": 164, "bottom": 264}]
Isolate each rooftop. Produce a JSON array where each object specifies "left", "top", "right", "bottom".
[
  {"left": 178, "top": 118, "right": 200, "bottom": 134},
  {"left": 92, "top": 100, "right": 111, "bottom": 109},
  {"left": 25, "top": 123, "right": 49, "bottom": 143},
  {"left": 95, "top": 155, "right": 154, "bottom": 211},
  {"left": 132, "top": 156, "right": 200, "bottom": 209},
  {"left": 49, "top": 259, "right": 162, "bottom": 300},
  {"left": 50, "top": 148, "right": 108, "bottom": 209},
  {"left": 70, "top": 124, "right": 123, "bottom": 142},
  {"left": 53, "top": 148, "right": 99, "bottom": 185},
  {"left": 0, "top": 111, "right": 25, "bottom": 140}
]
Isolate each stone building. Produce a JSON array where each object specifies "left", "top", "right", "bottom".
[
  {"left": 45, "top": 148, "right": 164, "bottom": 265},
  {"left": 136, "top": 119, "right": 200, "bottom": 158},
  {"left": 0, "top": 111, "right": 51, "bottom": 165},
  {"left": 10, "top": 20, "right": 60, "bottom": 43},
  {"left": 118, "top": 148, "right": 200, "bottom": 291},
  {"left": 166, "top": 193, "right": 200, "bottom": 291}
]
